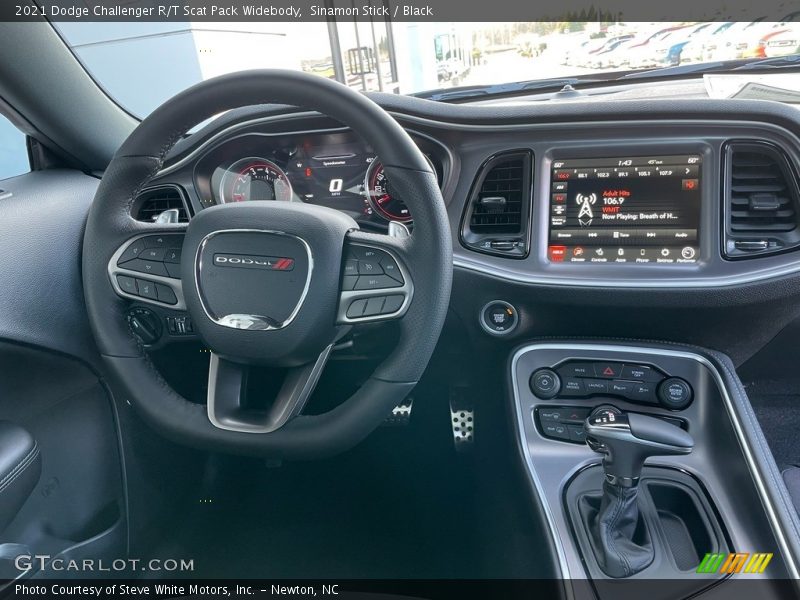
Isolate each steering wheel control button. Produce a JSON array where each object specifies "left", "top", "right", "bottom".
[
  {"left": 350, "top": 246, "right": 380, "bottom": 261},
  {"left": 364, "top": 297, "right": 387, "bottom": 316},
  {"left": 354, "top": 275, "right": 402, "bottom": 290},
  {"left": 341, "top": 275, "right": 358, "bottom": 291},
  {"left": 343, "top": 259, "right": 359, "bottom": 276},
  {"left": 380, "top": 257, "right": 404, "bottom": 282},
  {"left": 115, "top": 235, "right": 186, "bottom": 283},
  {"left": 530, "top": 369, "right": 561, "bottom": 399},
  {"left": 125, "top": 259, "right": 168, "bottom": 277},
  {"left": 479, "top": 300, "right": 519, "bottom": 336},
  {"left": 164, "top": 248, "right": 182, "bottom": 263},
  {"left": 357, "top": 260, "right": 383, "bottom": 275},
  {"left": 155, "top": 283, "right": 178, "bottom": 305},
  {"left": 382, "top": 295, "right": 404, "bottom": 314},
  {"left": 136, "top": 279, "right": 158, "bottom": 300},
  {"left": 118, "top": 240, "right": 146, "bottom": 264},
  {"left": 346, "top": 299, "right": 368, "bottom": 318},
  {"left": 116, "top": 275, "right": 137, "bottom": 295},
  {"left": 144, "top": 234, "right": 182, "bottom": 249},
  {"left": 658, "top": 377, "right": 693, "bottom": 410},
  {"left": 338, "top": 244, "right": 411, "bottom": 324},
  {"left": 165, "top": 263, "right": 181, "bottom": 279},
  {"left": 141, "top": 247, "right": 167, "bottom": 262}
]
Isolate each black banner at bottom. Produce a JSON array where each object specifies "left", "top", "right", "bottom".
[{"left": 3, "top": 579, "right": 800, "bottom": 600}]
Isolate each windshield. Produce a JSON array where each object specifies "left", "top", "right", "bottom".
[{"left": 55, "top": 20, "right": 800, "bottom": 116}]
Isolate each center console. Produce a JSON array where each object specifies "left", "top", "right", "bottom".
[{"left": 510, "top": 342, "right": 800, "bottom": 598}]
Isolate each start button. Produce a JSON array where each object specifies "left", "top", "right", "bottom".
[{"left": 480, "top": 300, "right": 519, "bottom": 336}]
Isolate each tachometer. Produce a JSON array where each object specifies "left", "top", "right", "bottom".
[
  {"left": 220, "top": 158, "right": 293, "bottom": 204},
  {"left": 364, "top": 159, "right": 413, "bottom": 223}
]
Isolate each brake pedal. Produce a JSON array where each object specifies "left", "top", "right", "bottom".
[
  {"left": 449, "top": 389, "right": 474, "bottom": 451},
  {"left": 384, "top": 396, "right": 413, "bottom": 426}
]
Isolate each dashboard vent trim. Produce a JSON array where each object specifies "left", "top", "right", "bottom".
[
  {"left": 133, "top": 185, "right": 190, "bottom": 223},
  {"left": 723, "top": 141, "right": 800, "bottom": 259},
  {"left": 460, "top": 150, "right": 533, "bottom": 258}
]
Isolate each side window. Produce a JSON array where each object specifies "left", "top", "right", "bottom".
[{"left": 0, "top": 113, "right": 29, "bottom": 181}]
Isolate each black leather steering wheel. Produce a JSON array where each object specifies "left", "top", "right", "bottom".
[{"left": 82, "top": 70, "right": 452, "bottom": 459}]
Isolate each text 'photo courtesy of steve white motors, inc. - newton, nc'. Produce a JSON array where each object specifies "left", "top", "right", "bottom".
[
  {"left": 14, "top": 583, "right": 340, "bottom": 597},
  {"left": 21, "top": 2, "right": 434, "bottom": 19}
]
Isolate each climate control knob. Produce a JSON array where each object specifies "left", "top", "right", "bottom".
[{"left": 530, "top": 369, "right": 561, "bottom": 399}]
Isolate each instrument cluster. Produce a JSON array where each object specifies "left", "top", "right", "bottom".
[{"left": 193, "top": 130, "right": 444, "bottom": 229}]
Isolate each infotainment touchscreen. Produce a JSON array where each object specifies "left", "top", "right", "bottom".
[{"left": 547, "top": 155, "right": 702, "bottom": 264}]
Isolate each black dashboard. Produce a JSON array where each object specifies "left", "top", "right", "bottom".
[
  {"left": 136, "top": 95, "right": 800, "bottom": 363},
  {"left": 152, "top": 105, "right": 800, "bottom": 288}
]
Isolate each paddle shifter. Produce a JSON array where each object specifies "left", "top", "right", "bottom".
[{"left": 582, "top": 405, "right": 694, "bottom": 577}]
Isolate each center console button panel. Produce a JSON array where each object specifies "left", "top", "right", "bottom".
[
  {"left": 536, "top": 405, "right": 687, "bottom": 444},
  {"left": 529, "top": 359, "right": 694, "bottom": 411}
]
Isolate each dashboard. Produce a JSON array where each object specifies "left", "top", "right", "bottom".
[
  {"left": 191, "top": 129, "right": 445, "bottom": 230},
  {"left": 151, "top": 98, "right": 800, "bottom": 293},
  {"left": 128, "top": 95, "right": 800, "bottom": 361}
]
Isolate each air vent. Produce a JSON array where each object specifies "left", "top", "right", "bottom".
[
  {"left": 461, "top": 151, "right": 532, "bottom": 258},
  {"left": 134, "top": 186, "right": 189, "bottom": 223},
  {"left": 724, "top": 142, "right": 800, "bottom": 258}
]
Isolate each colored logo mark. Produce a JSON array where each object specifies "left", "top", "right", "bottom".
[{"left": 696, "top": 552, "right": 773, "bottom": 574}]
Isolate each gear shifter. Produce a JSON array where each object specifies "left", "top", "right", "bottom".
[{"left": 581, "top": 405, "right": 694, "bottom": 577}]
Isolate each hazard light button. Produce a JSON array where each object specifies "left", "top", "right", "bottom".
[{"left": 594, "top": 362, "right": 623, "bottom": 379}]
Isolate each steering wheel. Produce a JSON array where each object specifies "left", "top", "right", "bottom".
[{"left": 82, "top": 70, "right": 452, "bottom": 459}]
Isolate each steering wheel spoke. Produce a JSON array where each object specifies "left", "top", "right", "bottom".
[
  {"left": 337, "top": 230, "right": 413, "bottom": 324},
  {"left": 207, "top": 344, "right": 333, "bottom": 434}
]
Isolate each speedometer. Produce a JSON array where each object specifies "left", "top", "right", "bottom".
[
  {"left": 364, "top": 159, "right": 413, "bottom": 223},
  {"left": 220, "top": 158, "right": 293, "bottom": 204}
]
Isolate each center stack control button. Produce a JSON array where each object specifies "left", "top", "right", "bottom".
[
  {"left": 594, "top": 362, "right": 624, "bottom": 378},
  {"left": 530, "top": 369, "right": 561, "bottom": 399},
  {"left": 561, "top": 378, "right": 585, "bottom": 396},
  {"left": 658, "top": 377, "right": 693, "bottom": 410},
  {"left": 560, "top": 362, "right": 594, "bottom": 378},
  {"left": 620, "top": 364, "right": 660, "bottom": 382}
]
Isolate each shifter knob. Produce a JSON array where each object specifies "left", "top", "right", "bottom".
[{"left": 585, "top": 406, "right": 694, "bottom": 487}]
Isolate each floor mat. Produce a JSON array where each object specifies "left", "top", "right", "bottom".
[
  {"left": 148, "top": 383, "right": 553, "bottom": 579},
  {"left": 748, "top": 391, "right": 800, "bottom": 471}
]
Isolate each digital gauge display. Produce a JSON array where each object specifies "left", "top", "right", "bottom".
[{"left": 219, "top": 158, "right": 292, "bottom": 203}]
